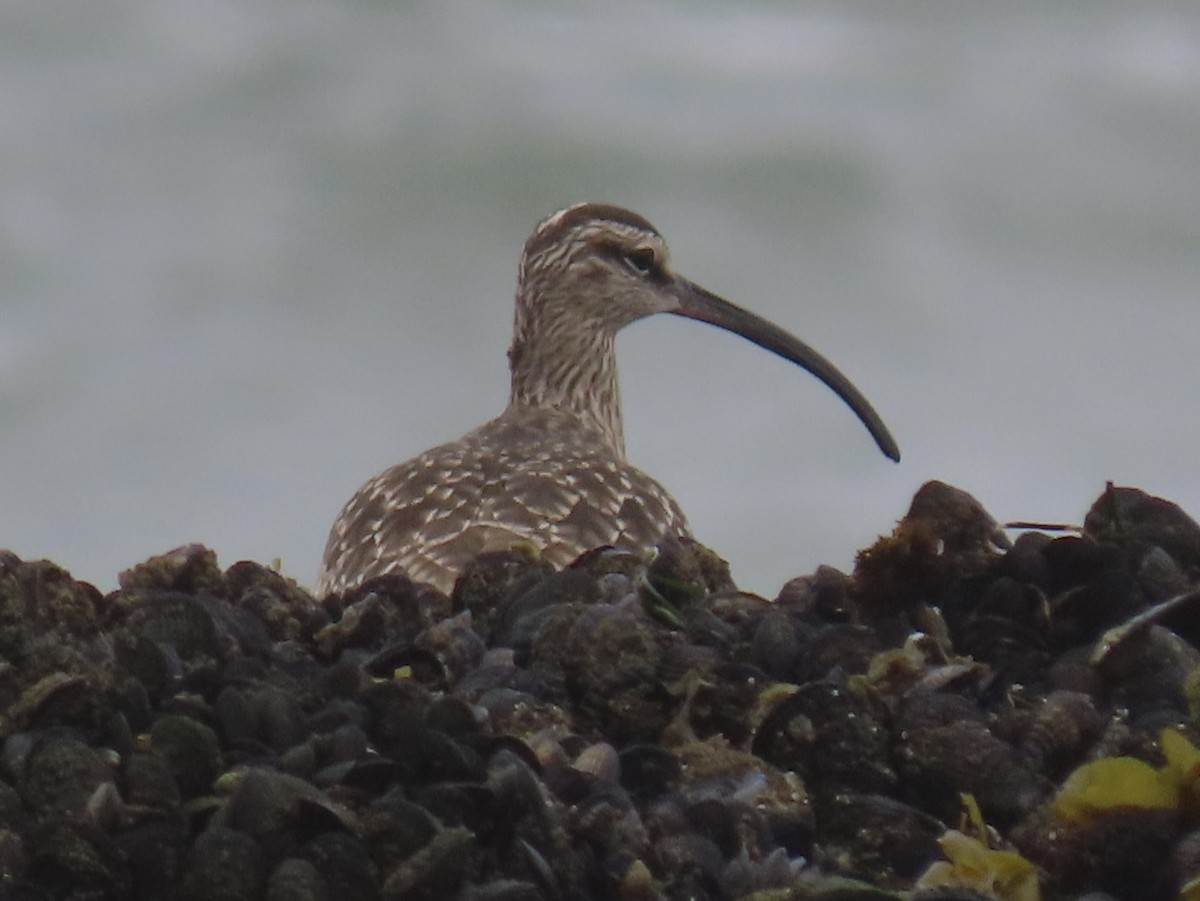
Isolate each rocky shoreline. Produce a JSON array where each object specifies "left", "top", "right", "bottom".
[{"left": 1, "top": 481, "right": 1198, "bottom": 900}]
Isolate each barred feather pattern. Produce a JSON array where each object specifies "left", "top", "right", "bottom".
[{"left": 316, "top": 404, "right": 690, "bottom": 596}]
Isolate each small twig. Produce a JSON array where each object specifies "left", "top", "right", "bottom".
[{"left": 1003, "top": 521, "right": 1081, "bottom": 532}]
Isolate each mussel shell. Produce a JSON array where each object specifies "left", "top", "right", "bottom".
[{"left": 753, "top": 681, "right": 895, "bottom": 794}]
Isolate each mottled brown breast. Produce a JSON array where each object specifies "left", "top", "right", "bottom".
[{"left": 315, "top": 406, "right": 690, "bottom": 596}]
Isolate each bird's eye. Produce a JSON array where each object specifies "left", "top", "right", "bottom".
[{"left": 625, "top": 248, "right": 657, "bottom": 275}]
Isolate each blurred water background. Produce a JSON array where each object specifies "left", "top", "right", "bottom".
[{"left": 3, "top": 1, "right": 1199, "bottom": 595}]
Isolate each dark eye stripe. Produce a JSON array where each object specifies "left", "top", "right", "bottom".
[
  {"left": 593, "top": 241, "right": 667, "bottom": 283},
  {"left": 625, "top": 248, "right": 656, "bottom": 274}
]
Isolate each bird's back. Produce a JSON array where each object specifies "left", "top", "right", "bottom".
[{"left": 316, "top": 406, "right": 690, "bottom": 596}]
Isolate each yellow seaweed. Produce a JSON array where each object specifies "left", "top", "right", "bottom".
[
  {"left": 1160, "top": 728, "right": 1200, "bottom": 810},
  {"left": 914, "top": 829, "right": 1039, "bottom": 901},
  {"left": 1051, "top": 754, "right": 1178, "bottom": 825}
]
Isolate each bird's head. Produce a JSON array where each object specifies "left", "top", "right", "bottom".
[{"left": 509, "top": 202, "right": 901, "bottom": 462}]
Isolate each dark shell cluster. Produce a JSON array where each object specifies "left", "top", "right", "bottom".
[{"left": 2, "top": 481, "right": 1200, "bottom": 899}]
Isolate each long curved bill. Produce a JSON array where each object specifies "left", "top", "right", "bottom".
[{"left": 669, "top": 277, "right": 901, "bottom": 462}]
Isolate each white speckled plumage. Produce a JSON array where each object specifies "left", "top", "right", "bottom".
[
  {"left": 318, "top": 405, "right": 687, "bottom": 595},
  {"left": 316, "top": 203, "right": 899, "bottom": 597}
]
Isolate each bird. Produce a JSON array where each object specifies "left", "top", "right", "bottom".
[{"left": 316, "top": 202, "right": 900, "bottom": 597}]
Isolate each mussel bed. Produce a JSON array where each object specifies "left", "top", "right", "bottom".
[{"left": 1, "top": 481, "right": 1199, "bottom": 900}]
